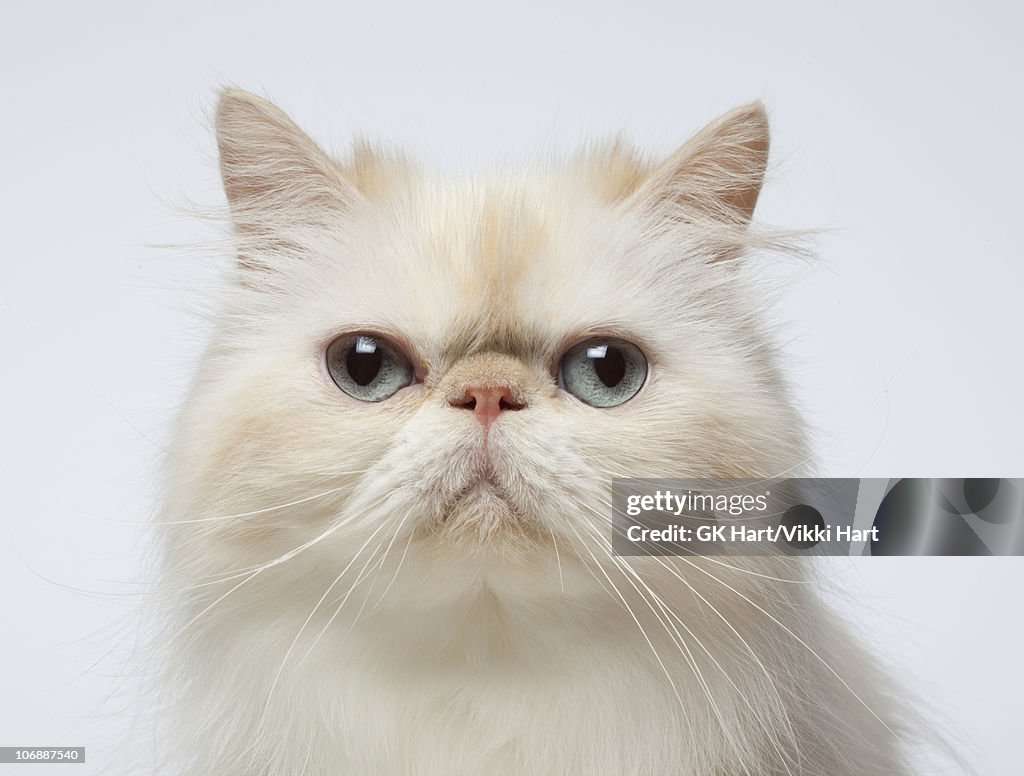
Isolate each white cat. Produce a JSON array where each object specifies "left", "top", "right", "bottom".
[{"left": 154, "top": 89, "right": 912, "bottom": 775}]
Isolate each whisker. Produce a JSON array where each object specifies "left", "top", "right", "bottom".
[
  {"left": 367, "top": 520, "right": 417, "bottom": 615},
  {"left": 165, "top": 490, "right": 397, "bottom": 642},
  {"left": 342, "top": 506, "right": 416, "bottom": 632},
  {"left": 574, "top": 495, "right": 797, "bottom": 721},
  {"left": 165, "top": 487, "right": 399, "bottom": 592},
  {"left": 581, "top": 521, "right": 798, "bottom": 776},
  {"left": 564, "top": 522, "right": 692, "bottom": 732},
  {"left": 254, "top": 519, "right": 392, "bottom": 745},
  {"left": 295, "top": 534, "right": 394, "bottom": 669},
  {"left": 548, "top": 522, "right": 565, "bottom": 594},
  {"left": 674, "top": 551, "right": 906, "bottom": 746},
  {"left": 262, "top": 525, "right": 390, "bottom": 694},
  {"left": 149, "top": 481, "right": 357, "bottom": 526}
]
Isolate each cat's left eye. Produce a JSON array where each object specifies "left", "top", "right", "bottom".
[
  {"left": 325, "top": 333, "right": 414, "bottom": 402},
  {"left": 558, "top": 338, "right": 648, "bottom": 408}
]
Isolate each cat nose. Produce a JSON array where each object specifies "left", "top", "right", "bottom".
[{"left": 450, "top": 385, "right": 526, "bottom": 428}]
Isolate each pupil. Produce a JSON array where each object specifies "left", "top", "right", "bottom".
[
  {"left": 347, "top": 346, "right": 383, "bottom": 386},
  {"left": 593, "top": 346, "right": 625, "bottom": 387}
]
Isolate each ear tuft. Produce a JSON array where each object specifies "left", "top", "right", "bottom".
[
  {"left": 629, "top": 102, "right": 771, "bottom": 226},
  {"left": 577, "top": 137, "right": 653, "bottom": 203}
]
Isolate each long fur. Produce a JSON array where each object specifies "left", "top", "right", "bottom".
[{"left": 152, "top": 89, "right": 914, "bottom": 775}]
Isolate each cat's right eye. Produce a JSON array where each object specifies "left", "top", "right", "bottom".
[{"left": 325, "top": 333, "right": 414, "bottom": 402}]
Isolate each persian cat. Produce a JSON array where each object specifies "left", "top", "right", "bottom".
[{"left": 154, "top": 89, "right": 912, "bottom": 775}]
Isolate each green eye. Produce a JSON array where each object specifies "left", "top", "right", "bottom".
[
  {"left": 326, "top": 333, "right": 414, "bottom": 402},
  {"left": 559, "top": 338, "right": 648, "bottom": 408}
]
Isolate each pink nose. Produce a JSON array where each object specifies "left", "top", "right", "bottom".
[{"left": 450, "top": 385, "right": 525, "bottom": 428}]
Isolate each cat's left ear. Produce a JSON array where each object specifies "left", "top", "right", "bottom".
[{"left": 627, "top": 102, "right": 770, "bottom": 226}]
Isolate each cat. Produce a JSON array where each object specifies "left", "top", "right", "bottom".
[{"left": 153, "top": 88, "right": 913, "bottom": 775}]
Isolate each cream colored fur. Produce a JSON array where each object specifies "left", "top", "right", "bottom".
[{"left": 153, "top": 89, "right": 913, "bottom": 775}]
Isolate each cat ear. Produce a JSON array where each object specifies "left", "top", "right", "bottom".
[
  {"left": 627, "top": 102, "right": 770, "bottom": 226},
  {"left": 215, "top": 88, "right": 360, "bottom": 235}
]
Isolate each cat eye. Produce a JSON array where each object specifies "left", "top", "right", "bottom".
[
  {"left": 325, "top": 333, "right": 414, "bottom": 402},
  {"left": 558, "top": 338, "right": 648, "bottom": 407}
]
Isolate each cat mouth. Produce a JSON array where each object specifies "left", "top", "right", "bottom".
[
  {"left": 451, "top": 471, "right": 507, "bottom": 508},
  {"left": 431, "top": 465, "right": 532, "bottom": 536}
]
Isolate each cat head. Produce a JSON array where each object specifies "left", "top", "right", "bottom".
[{"left": 161, "top": 89, "right": 808, "bottom": 626}]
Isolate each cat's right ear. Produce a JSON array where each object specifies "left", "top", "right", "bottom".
[{"left": 215, "top": 89, "right": 361, "bottom": 247}]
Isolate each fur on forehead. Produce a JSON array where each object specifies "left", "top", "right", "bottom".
[{"left": 213, "top": 90, "right": 791, "bottom": 358}]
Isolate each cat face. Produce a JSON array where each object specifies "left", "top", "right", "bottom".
[{"left": 161, "top": 91, "right": 807, "bottom": 631}]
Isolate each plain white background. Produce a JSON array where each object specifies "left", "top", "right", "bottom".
[{"left": 2, "top": 1, "right": 1022, "bottom": 773}]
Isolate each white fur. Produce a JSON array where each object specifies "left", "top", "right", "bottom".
[{"left": 152, "top": 90, "right": 913, "bottom": 775}]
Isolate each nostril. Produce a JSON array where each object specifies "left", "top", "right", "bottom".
[
  {"left": 450, "top": 394, "right": 479, "bottom": 411},
  {"left": 498, "top": 397, "right": 524, "bottom": 411}
]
